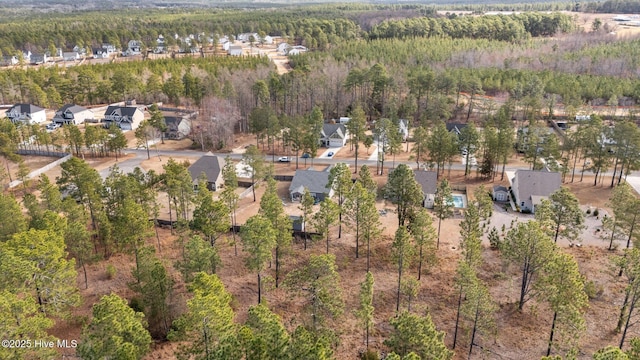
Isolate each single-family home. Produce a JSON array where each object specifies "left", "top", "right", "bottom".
[
  {"left": 228, "top": 46, "right": 243, "bottom": 56},
  {"left": 277, "top": 42, "right": 290, "bottom": 55},
  {"left": 289, "top": 167, "right": 334, "bottom": 202},
  {"left": 287, "top": 45, "right": 308, "bottom": 56},
  {"left": 492, "top": 185, "right": 510, "bottom": 202},
  {"left": 6, "top": 103, "right": 46, "bottom": 124},
  {"left": 237, "top": 33, "right": 259, "bottom": 43},
  {"left": 72, "top": 45, "right": 87, "bottom": 56},
  {"left": 62, "top": 51, "right": 80, "bottom": 61},
  {"left": 510, "top": 170, "right": 561, "bottom": 213},
  {"left": 413, "top": 170, "right": 438, "bottom": 208},
  {"left": 222, "top": 41, "right": 232, "bottom": 51},
  {"left": 125, "top": 40, "right": 143, "bottom": 56},
  {"left": 53, "top": 104, "right": 94, "bottom": 125},
  {"left": 446, "top": 122, "right": 467, "bottom": 138},
  {"left": 102, "top": 105, "right": 144, "bottom": 131},
  {"left": 163, "top": 115, "right": 191, "bottom": 140},
  {"left": 320, "top": 123, "right": 348, "bottom": 148},
  {"left": 218, "top": 35, "right": 230, "bottom": 44},
  {"left": 22, "top": 51, "right": 32, "bottom": 63},
  {"left": 0, "top": 56, "right": 18, "bottom": 66},
  {"left": 263, "top": 35, "right": 274, "bottom": 44},
  {"left": 30, "top": 53, "right": 49, "bottom": 65},
  {"left": 187, "top": 153, "right": 225, "bottom": 191}
]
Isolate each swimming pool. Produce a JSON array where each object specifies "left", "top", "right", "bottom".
[{"left": 450, "top": 194, "right": 466, "bottom": 208}]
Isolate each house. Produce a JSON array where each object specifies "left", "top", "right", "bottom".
[
  {"left": 289, "top": 167, "right": 334, "bottom": 202},
  {"left": 102, "top": 105, "right": 144, "bottom": 131},
  {"left": 263, "top": 35, "right": 274, "bottom": 44},
  {"left": 93, "top": 43, "right": 117, "bottom": 59},
  {"left": 237, "top": 32, "right": 259, "bottom": 43},
  {"left": 30, "top": 53, "right": 49, "bottom": 65},
  {"left": 510, "top": 170, "right": 561, "bottom": 213},
  {"left": 320, "top": 123, "right": 348, "bottom": 148},
  {"left": 72, "top": 45, "right": 87, "bottom": 56},
  {"left": 228, "top": 46, "right": 243, "bottom": 56},
  {"left": 339, "top": 117, "right": 350, "bottom": 124},
  {"left": 22, "top": 50, "right": 31, "bottom": 63},
  {"left": 413, "top": 170, "right": 438, "bottom": 208},
  {"left": 222, "top": 41, "right": 232, "bottom": 51},
  {"left": 277, "top": 42, "right": 290, "bottom": 55},
  {"left": 446, "top": 122, "right": 467, "bottom": 137},
  {"left": 163, "top": 115, "right": 191, "bottom": 140},
  {"left": 53, "top": 104, "right": 94, "bottom": 125},
  {"left": 287, "top": 46, "right": 308, "bottom": 56},
  {"left": 6, "top": 104, "right": 46, "bottom": 124},
  {"left": 187, "top": 153, "right": 225, "bottom": 191},
  {"left": 0, "top": 56, "right": 18, "bottom": 66},
  {"left": 125, "top": 40, "right": 143, "bottom": 56},
  {"left": 398, "top": 119, "right": 409, "bottom": 141},
  {"left": 492, "top": 185, "right": 510, "bottom": 202},
  {"left": 62, "top": 51, "right": 80, "bottom": 61}
]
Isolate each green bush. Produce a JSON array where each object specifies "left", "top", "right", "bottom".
[
  {"left": 129, "top": 297, "right": 145, "bottom": 313},
  {"left": 359, "top": 349, "right": 379, "bottom": 360},
  {"left": 584, "top": 279, "right": 603, "bottom": 300},
  {"left": 106, "top": 264, "right": 117, "bottom": 280}
]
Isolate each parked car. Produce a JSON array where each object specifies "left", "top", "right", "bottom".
[
  {"left": 301, "top": 153, "right": 310, "bottom": 158},
  {"left": 278, "top": 156, "right": 291, "bottom": 162},
  {"left": 327, "top": 151, "right": 334, "bottom": 157},
  {"left": 46, "top": 122, "right": 61, "bottom": 131}
]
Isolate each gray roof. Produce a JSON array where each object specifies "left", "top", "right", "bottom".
[
  {"left": 446, "top": 122, "right": 467, "bottom": 134},
  {"left": 493, "top": 185, "right": 509, "bottom": 193},
  {"left": 188, "top": 153, "right": 225, "bottom": 185},
  {"left": 104, "top": 106, "right": 141, "bottom": 117},
  {"left": 10, "top": 103, "right": 44, "bottom": 114},
  {"left": 164, "top": 116, "right": 183, "bottom": 127},
  {"left": 58, "top": 104, "right": 88, "bottom": 114},
  {"left": 322, "top": 123, "right": 347, "bottom": 139},
  {"left": 513, "top": 170, "right": 561, "bottom": 202},
  {"left": 289, "top": 169, "right": 331, "bottom": 196},
  {"left": 413, "top": 170, "right": 438, "bottom": 195}
]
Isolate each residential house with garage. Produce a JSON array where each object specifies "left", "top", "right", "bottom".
[
  {"left": 509, "top": 170, "right": 561, "bottom": 213},
  {"left": 163, "top": 115, "right": 192, "bottom": 140},
  {"left": 53, "top": 104, "right": 94, "bottom": 125},
  {"left": 187, "top": 153, "right": 225, "bottom": 191},
  {"left": 320, "top": 123, "right": 348, "bottom": 148},
  {"left": 289, "top": 166, "right": 334, "bottom": 202},
  {"left": 102, "top": 105, "right": 144, "bottom": 131},
  {"left": 6, "top": 104, "right": 46, "bottom": 124}
]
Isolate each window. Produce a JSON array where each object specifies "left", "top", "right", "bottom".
[{"left": 521, "top": 202, "right": 525, "bottom": 206}]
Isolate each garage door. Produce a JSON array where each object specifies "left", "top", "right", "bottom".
[{"left": 120, "top": 123, "right": 132, "bottom": 131}]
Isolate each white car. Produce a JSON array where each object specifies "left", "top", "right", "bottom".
[
  {"left": 46, "top": 123, "right": 61, "bottom": 131},
  {"left": 278, "top": 156, "right": 291, "bottom": 162}
]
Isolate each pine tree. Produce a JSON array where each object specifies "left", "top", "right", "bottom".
[
  {"left": 408, "top": 208, "right": 436, "bottom": 280},
  {"left": 393, "top": 226, "right": 414, "bottom": 313},
  {"left": 356, "top": 271, "right": 375, "bottom": 349},
  {"left": 384, "top": 164, "right": 424, "bottom": 227},
  {"left": 328, "top": 162, "right": 352, "bottom": 238},
  {"left": 313, "top": 197, "right": 340, "bottom": 254},
  {"left": 241, "top": 215, "right": 277, "bottom": 304},
  {"left": 79, "top": 293, "right": 152, "bottom": 360},
  {"left": 175, "top": 235, "right": 220, "bottom": 283},
  {"left": 384, "top": 310, "right": 453, "bottom": 360}
]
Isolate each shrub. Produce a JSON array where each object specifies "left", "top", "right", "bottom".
[
  {"left": 488, "top": 227, "right": 502, "bottom": 250},
  {"left": 584, "top": 279, "right": 604, "bottom": 300},
  {"left": 106, "top": 264, "right": 117, "bottom": 280},
  {"left": 129, "top": 296, "right": 144, "bottom": 313},
  {"left": 593, "top": 208, "right": 599, "bottom": 217},
  {"left": 359, "top": 349, "right": 379, "bottom": 360},
  {"left": 586, "top": 209, "right": 591, "bottom": 215}
]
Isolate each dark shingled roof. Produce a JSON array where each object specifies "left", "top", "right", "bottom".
[
  {"left": 513, "top": 170, "right": 561, "bottom": 204},
  {"left": 289, "top": 169, "right": 331, "bottom": 196},
  {"left": 10, "top": 103, "right": 44, "bottom": 114},
  {"left": 58, "top": 104, "right": 88, "bottom": 114},
  {"left": 413, "top": 170, "right": 438, "bottom": 195},
  {"left": 104, "top": 106, "right": 140, "bottom": 117},
  {"left": 322, "top": 123, "right": 347, "bottom": 139},
  {"left": 187, "top": 153, "right": 224, "bottom": 185}
]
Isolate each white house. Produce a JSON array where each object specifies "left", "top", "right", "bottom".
[
  {"left": 320, "top": 123, "right": 348, "bottom": 148},
  {"left": 413, "top": 170, "right": 438, "bottom": 208},
  {"left": 509, "top": 170, "right": 561, "bottom": 213},
  {"left": 228, "top": 46, "right": 243, "bottom": 56},
  {"left": 30, "top": 53, "right": 50, "bottom": 65},
  {"left": 125, "top": 40, "right": 143, "bottom": 56},
  {"left": 62, "top": 51, "right": 80, "bottom": 61},
  {"left": 102, "top": 105, "right": 145, "bottom": 131},
  {"left": 277, "top": 42, "right": 290, "bottom": 55},
  {"left": 6, "top": 104, "right": 46, "bottom": 124},
  {"left": 222, "top": 41, "right": 232, "bottom": 51},
  {"left": 0, "top": 56, "right": 18, "bottom": 66},
  {"left": 53, "top": 104, "right": 94, "bottom": 125},
  {"left": 263, "top": 35, "right": 274, "bottom": 44},
  {"left": 287, "top": 45, "right": 308, "bottom": 56},
  {"left": 163, "top": 115, "right": 192, "bottom": 140}
]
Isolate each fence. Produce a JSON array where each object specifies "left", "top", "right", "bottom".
[{"left": 8, "top": 152, "right": 72, "bottom": 189}]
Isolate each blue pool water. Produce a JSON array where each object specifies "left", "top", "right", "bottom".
[{"left": 450, "top": 194, "right": 466, "bottom": 208}]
